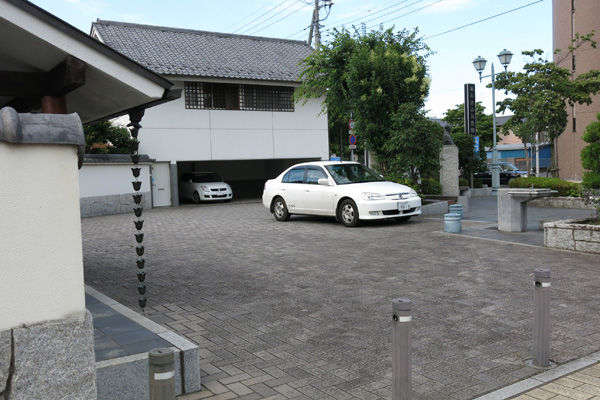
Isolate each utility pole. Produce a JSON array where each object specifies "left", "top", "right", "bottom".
[
  {"left": 307, "top": 0, "right": 332, "bottom": 47},
  {"left": 314, "top": 0, "right": 320, "bottom": 47}
]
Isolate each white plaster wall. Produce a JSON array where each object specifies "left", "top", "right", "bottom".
[
  {"left": 0, "top": 143, "right": 85, "bottom": 330},
  {"left": 79, "top": 163, "right": 151, "bottom": 197},
  {"left": 138, "top": 82, "right": 328, "bottom": 163}
]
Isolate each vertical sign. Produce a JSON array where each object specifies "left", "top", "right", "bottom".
[{"left": 464, "top": 83, "right": 476, "bottom": 135}]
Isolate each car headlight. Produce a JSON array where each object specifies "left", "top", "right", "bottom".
[
  {"left": 200, "top": 185, "right": 211, "bottom": 192},
  {"left": 361, "top": 192, "right": 385, "bottom": 200},
  {"left": 409, "top": 189, "right": 419, "bottom": 197}
]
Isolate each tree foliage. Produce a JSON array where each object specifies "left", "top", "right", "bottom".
[
  {"left": 442, "top": 102, "right": 490, "bottom": 177},
  {"left": 494, "top": 41, "right": 600, "bottom": 175},
  {"left": 84, "top": 121, "right": 136, "bottom": 154},
  {"left": 581, "top": 113, "right": 600, "bottom": 189},
  {"left": 385, "top": 104, "right": 444, "bottom": 181},
  {"left": 296, "top": 26, "right": 434, "bottom": 177}
]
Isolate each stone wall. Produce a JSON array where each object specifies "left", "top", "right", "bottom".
[
  {"left": 80, "top": 191, "right": 152, "bottom": 218},
  {"left": 530, "top": 196, "right": 595, "bottom": 209},
  {"left": 0, "top": 312, "right": 96, "bottom": 399},
  {"left": 544, "top": 219, "right": 600, "bottom": 253}
]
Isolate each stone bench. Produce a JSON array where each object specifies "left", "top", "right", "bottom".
[{"left": 498, "top": 188, "right": 557, "bottom": 232}]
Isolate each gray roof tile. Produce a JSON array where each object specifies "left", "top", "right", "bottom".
[{"left": 92, "top": 20, "right": 314, "bottom": 82}]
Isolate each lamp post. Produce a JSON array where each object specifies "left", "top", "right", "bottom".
[{"left": 472, "top": 49, "right": 513, "bottom": 195}]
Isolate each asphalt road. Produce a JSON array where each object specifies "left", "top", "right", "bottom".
[{"left": 81, "top": 198, "right": 600, "bottom": 399}]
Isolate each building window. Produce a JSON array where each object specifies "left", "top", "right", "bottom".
[{"left": 185, "top": 82, "right": 294, "bottom": 111}]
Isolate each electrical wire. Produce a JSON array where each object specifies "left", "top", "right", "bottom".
[
  {"left": 424, "top": 0, "right": 546, "bottom": 40},
  {"left": 249, "top": 5, "right": 310, "bottom": 35},
  {"left": 333, "top": 0, "right": 420, "bottom": 29},
  {"left": 241, "top": 0, "right": 309, "bottom": 35},
  {"left": 366, "top": 0, "right": 442, "bottom": 30},
  {"left": 232, "top": 0, "right": 291, "bottom": 34}
]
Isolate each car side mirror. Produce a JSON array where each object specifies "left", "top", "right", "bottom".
[
  {"left": 188, "top": 179, "right": 193, "bottom": 183},
  {"left": 318, "top": 178, "right": 331, "bottom": 186}
]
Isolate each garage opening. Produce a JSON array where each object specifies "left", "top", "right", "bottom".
[{"left": 176, "top": 158, "right": 320, "bottom": 202}]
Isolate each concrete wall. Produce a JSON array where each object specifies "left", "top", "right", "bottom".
[
  {"left": 137, "top": 81, "right": 329, "bottom": 163},
  {"left": 0, "top": 114, "right": 96, "bottom": 399},
  {"left": 1, "top": 143, "right": 85, "bottom": 329},
  {"left": 79, "top": 162, "right": 152, "bottom": 217}
]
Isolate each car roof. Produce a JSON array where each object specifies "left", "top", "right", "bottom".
[{"left": 290, "top": 161, "right": 361, "bottom": 168}]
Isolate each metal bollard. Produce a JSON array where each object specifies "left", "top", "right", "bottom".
[
  {"left": 533, "top": 269, "right": 551, "bottom": 367},
  {"left": 149, "top": 348, "right": 175, "bottom": 400},
  {"left": 392, "top": 298, "right": 412, "bottom": 400}
]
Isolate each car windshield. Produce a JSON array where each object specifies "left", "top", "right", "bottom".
[
  {"left": 191, "top": 173, "right": 223, "bottom": 183},
  {"left": 325, "top": 164, "right": 385, "bottom": 185},
  {"left": 501, "top": 163, "right": 518, "bottom": 172}
]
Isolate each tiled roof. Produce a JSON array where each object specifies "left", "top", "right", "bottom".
[
  {"left": 92, "top": 20, "right": 314, "bottom": 82},
  {"left": 83, "top": 154, "right": 153, "bottom": 164}
]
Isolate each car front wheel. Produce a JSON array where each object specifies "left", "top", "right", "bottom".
[
  {"left": 339, "top": 199, "right": 359, "bottom": 227},
  {"left": 193, "top": 191, "right": 201, "bottom": 204},
  {"left": 273, "top": 197, "right": 290, "bottom": 221}
]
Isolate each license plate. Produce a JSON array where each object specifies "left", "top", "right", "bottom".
[{"left": 398, "top": 202, "right": 410, "bottom": 211}]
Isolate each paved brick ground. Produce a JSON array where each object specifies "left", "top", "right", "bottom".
[{"left": 81, "top": 199, "right": 600, "bottom": 399}]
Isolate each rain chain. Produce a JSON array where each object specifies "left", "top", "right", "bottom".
[{"left": 128, "top": 109, "right": 147, "bottom": 311}]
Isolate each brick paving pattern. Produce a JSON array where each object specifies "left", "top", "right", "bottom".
[{"left": 81, "top": 199, "right": 600, "bottom": 399}]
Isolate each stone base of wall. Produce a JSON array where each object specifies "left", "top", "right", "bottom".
[
  {"left": 0, "top": 311, "right": 96, "bottom": 399},
  {"left": 544, "top": 219, "right": 600, "bottom": 254},
  {"left": 80, "top": 191, "right": 152, "bottom": 218},
  {"left": 530, "top": 196, "right": 595, "bottom": 209}
]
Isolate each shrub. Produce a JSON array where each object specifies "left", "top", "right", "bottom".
[
  {"left": 581, "top": 113, "right": 600, "bottom": 189},
  {"left": 473, "top": 178, "right": 483, "bottom": 189},
  {"left": 458, "top": 178, "right": 469, "bottom": 187},
  {"left": 508, "top": 177, "right": 581, "bottom": 197},
  {"left": 420, "top": 178, "right": 442, "bottom": 195}
]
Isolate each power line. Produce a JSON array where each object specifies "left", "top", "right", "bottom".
[
  {"left": 225, "top": 2, "right": 280, "bottom": 32},
  {"left": 233, "top": 0, "right": 290, "bottom": 34},
  {"left": 339, "top": 0, "right": 422, "bottom": 28},
  {"left": 241, "top": 0, "right": 308, "bottom": 35},
  {"left": 424, "top": 0, "right": 546, "bottom": 40},
  {"left": 249, "top": 5, "right": 309, "bottom": 35},
  {"left": 366, "top": 0, "right": 443, "bottom": 30}
]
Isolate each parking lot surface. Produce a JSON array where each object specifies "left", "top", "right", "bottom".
[{"left": 81, "top": 198, "right": 600, "bottom": 399}]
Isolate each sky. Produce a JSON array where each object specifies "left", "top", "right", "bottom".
[{"left": 28, "top": 0, "right": 553, "bottom": 119}]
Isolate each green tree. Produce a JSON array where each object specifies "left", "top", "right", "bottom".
[
  {"left": 385, "top": 104, "right": 443, "bottom": 182},
  {"left": 442, "top": 102, "right": 490, "bottom": 180},
  {"left": 494, "top": 45, "right": 600, "bottom": 176},
  {"left": 84, "top": 121, "right": 136, "bottom": 154},
  {"left": 296, "top": 26, "right": 433, "bottom": 175},
  {"left": 581, "top": 113, "right": 600, "bottom": 189},
  {"left": 442, "top": 102, "right": 494, "bottom": 148}
]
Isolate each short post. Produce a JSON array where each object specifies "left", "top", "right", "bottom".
[
  {"left": 392, "top": 298, "right": 412, "bottom": 400},
  {"left": 149, "top": 348, "right": 175, "bottom": 400},
  {"left": 533, "top": 269, "right": 551, "bottom": 367}
]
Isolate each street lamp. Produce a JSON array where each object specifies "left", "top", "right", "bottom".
[{"left": 472, "top": 49, "right": 513, "bottom": 195}]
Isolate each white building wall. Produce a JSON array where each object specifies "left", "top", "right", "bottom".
[
  {"left": 79, "top": 163, "right": 151, "bottom": 197},
  {"left": 138, "top": 81, "right": 329, "bottom": 162}
]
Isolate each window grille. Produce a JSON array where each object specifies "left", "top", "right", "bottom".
[{"left": 185, "top": 82, "right": 294, "bottom": 112}]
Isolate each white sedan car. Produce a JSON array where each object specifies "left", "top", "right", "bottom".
[
  {"left": 262, "top": 161, "right": 421, "bottom": 227},
  {"left": 179, "top": 172, "right": 233, "bottom": 203}
]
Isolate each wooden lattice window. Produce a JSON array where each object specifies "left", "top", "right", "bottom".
[{"left": 185, "top": 82, "right": 294, "bottom": 112}]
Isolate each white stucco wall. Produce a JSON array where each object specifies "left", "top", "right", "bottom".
[
  {"left": 79, "top": 162, "right": 151, "bottom": 197},
  {"left": 0, "top": 143, "right": 85, "bottom": 330},
  {"left": 137, "top": 82, "right": 329, "bottom": 162}
]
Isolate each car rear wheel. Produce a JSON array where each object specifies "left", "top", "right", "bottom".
[
  {"left": 193, "top": 191, "right": 201, "bottom": 204},
  {"left": 340, "top": 199, "right": 359, "bottom": 227},
  {"left": 273, "top": 197, "right": 290, "bottom": 221}
]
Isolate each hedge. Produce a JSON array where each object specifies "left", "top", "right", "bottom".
[{"left": 508, "top": 177, "right": 581, "bottom": 197}]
